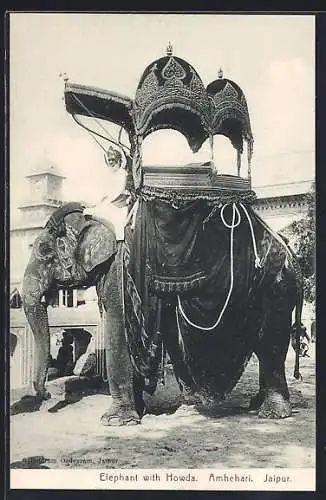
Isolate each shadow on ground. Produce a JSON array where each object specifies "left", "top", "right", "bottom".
[
  {"left": 10, "top": 348, "right": 315, "bottom": 469},
  {"left": 11, "top": 395, "right": 45, "bottom": 415},
  {"left": 10, "top": 375, "right": 108, "bottom": 415},
  {"left": 61, "top": 412, "right": 314, "bottom": 469},
  {"left": 10, "top": 456, "right": 50, "bottom": 469}
]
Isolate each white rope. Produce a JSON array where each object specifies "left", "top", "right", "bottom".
[
  {"left": 176, "top": 202, "right": 264, "bottom": 333},
  {"left": 177, "top": 202, "right": 239, "bottom": 332},
  {"left": 239, "top": 203, "right": 262, "bottom": 269}
]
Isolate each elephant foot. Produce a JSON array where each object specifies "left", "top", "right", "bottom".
[
  {"left": 182, "top": 390, "right": 202, "bottom": 406},
  {"left": 258, "top": 391, "right": 292, "bottom": 419},
  {"left": 249, "top": 392, "right": 265, "bottom": 411},
  {"left": 101, "top": 405, "right": 141, "bottom": 426},
  {"left": 33, "top": 383, "right": 51, "bottom": 401},
  {"left": 197, "top": 390, "right": 222, "bottom": 412},
  {"left": 183, "top": 394, "right": 201, "bottom": 406}
]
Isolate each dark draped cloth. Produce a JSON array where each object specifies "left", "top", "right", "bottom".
[{"left": 123, "top": 198, "right": 287, "bottom": 397}]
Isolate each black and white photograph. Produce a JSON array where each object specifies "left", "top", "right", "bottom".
[{"left": 8, "top": 12, "right": 315, "bottom": 491}]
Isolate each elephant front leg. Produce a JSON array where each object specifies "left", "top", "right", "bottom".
[
  {"left": 22, "top": 274, "right": 51, "bottom": 400},
  {"left": 251, "top": 304, "right": 292, "bottom": 419},
  {"left": 100, "top": 260, "right": 140, "bottom": 426}
]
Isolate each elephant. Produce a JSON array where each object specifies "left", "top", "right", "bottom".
[
  {"left": 21, "top": 200, "right": 304, "bottom": 426},
  {"left": 22, "top": 204, "right": 142, "bottom": 425}
]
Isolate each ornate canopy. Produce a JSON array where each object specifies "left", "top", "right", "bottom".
[
  {"left": 133, "top": 45, "right": 210, "bottom": 153},
  {"left": 206, "top": 70, "right": 253, "bottom": 159},
  {"left": 64, "top": 82, "right": 135, "bottom": 135},
  {"left": 63, "top": 47, "right": 254, "bottom": 184}
]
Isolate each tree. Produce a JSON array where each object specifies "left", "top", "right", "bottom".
[{"left": 282, "top": 182, "right": 315, "bottom": 304}]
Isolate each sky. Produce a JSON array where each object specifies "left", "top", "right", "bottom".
[{"left": 10, "top": 13, "right": 315, "bottom": 215}]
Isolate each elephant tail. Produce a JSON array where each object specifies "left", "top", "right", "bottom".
[
  {"left": 277, "top": 232, "right": 303, "bottom": 380},
  {"left": 292, "top": 254, "right": 304, "bottom": 380}
]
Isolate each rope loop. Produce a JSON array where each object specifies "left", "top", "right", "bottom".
[
  {"left": 220, "top": 203, "right": 241, "bottom": 228},
  {"left": 177, "top": 202, "right": 239, "bottom": 332},
  {"left": 176, "top": 202, "right": 263, "bottom": 333}
]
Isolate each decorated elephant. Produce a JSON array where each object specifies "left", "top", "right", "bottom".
[
  {"left": 22, "top": 203, "right": 146, "bottom": 424},
  {"left": 21, "top": 46, "right": 305, "bottom": 425},
  {"left": 22, "top": 195, "right": 303, "bottom": 425}
]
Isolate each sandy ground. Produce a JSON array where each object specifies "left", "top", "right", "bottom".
[{"left": 10, "top": 345, "right": 315, "bottom": 469}]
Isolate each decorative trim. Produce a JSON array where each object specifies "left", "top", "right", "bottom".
[
  {"left": 134, "top": 95, "right": 209, "bottom": 137},
  {"left": 134, "top": 57, "right": 210, "bottom": 145},
  {"left": 140, "top": 185, "right": 257, "bottom": 208},
  {"left": 162, "top": 57, "right": 187, "bottom": 80},
  {"left": 150, "top": 271, "right": 208, "bottom": 294},
  {"left": 65, "top": 82, "right": 133, "bottom": 108}
]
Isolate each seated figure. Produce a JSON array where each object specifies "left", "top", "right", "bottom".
[{"left": 56, "top": 332, "right": 74, "bottom": 377}]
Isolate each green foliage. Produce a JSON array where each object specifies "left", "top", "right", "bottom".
[{"left": 283, "top": 183, "right": 315, "bottom": 303}]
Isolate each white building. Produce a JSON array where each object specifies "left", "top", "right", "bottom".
[
  {"left": 10, "top": 162, "right": 101, "bottom": 399},
  {"left": 252, "top": 179, "right": 313, "bottom": 232}
]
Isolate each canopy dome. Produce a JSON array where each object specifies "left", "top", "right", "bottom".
[
  {"left": 63, "top": 48, "right": 254, "bottom": 175},
  {"left": 206, "top": 72, "right": 253, "bottom": 159},
  {"left": 134, "top": 49, "right": 210, "bottom": 153}
]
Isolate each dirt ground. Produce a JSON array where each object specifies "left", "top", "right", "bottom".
[{"left": 10, "top": 344, "right": 315, "bottom": 469}]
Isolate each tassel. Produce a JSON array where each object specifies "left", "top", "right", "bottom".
[
  {"left": 237, "top": 149, "right": 241, "bottom": 177},
  {"left": 210, "top": 133, "right": 218, "bottom": 173},
  {"left": 209, "top": 133, "right": 214, "bottom": 161},
  {"left": 247, "top": 140, "right": 253, "bottom": 188}
]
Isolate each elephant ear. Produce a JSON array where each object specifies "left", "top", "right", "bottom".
[
  {"left": 34, "top": 233, "right": 56, "bottom": 261},
  {"left": 77, "top": 222, "right": 117, "bottom": 273}
]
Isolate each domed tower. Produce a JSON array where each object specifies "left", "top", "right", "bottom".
[
  {"left": 10, "top": 160, "right": 66, "bottom": 294},
  {"left": 18, "top": 159, "right": 65, "bottom": 227}
]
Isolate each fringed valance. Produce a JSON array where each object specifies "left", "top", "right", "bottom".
[{"left": 140, "top": 185, "right": 257, "bottom": 209}]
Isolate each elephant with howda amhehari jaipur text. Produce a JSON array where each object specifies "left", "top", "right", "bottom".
[{"left": 22, "top": 46, "right": 304, "bottom": 425}]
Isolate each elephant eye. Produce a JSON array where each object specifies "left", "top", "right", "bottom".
[{"left": 39, "top": 242, "right": 53, "bottom": 255}]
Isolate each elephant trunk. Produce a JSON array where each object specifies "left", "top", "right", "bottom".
[{"left": 21, "top": 268, "right": 52, "bottom": 399}]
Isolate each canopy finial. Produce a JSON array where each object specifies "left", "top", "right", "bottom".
[
  {"left": 59, "top": 72, "right": 69, "bottom": 83},
  {"left": 218, "top": 67, "right": 223, "bottom": 79},
  {"left": 166, "top": 42, "right": 173, "bottom": 56}
]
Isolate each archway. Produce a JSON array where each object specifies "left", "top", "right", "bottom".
[{"left": 48, "top": 328, "right": 93, "bottom": 380}]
